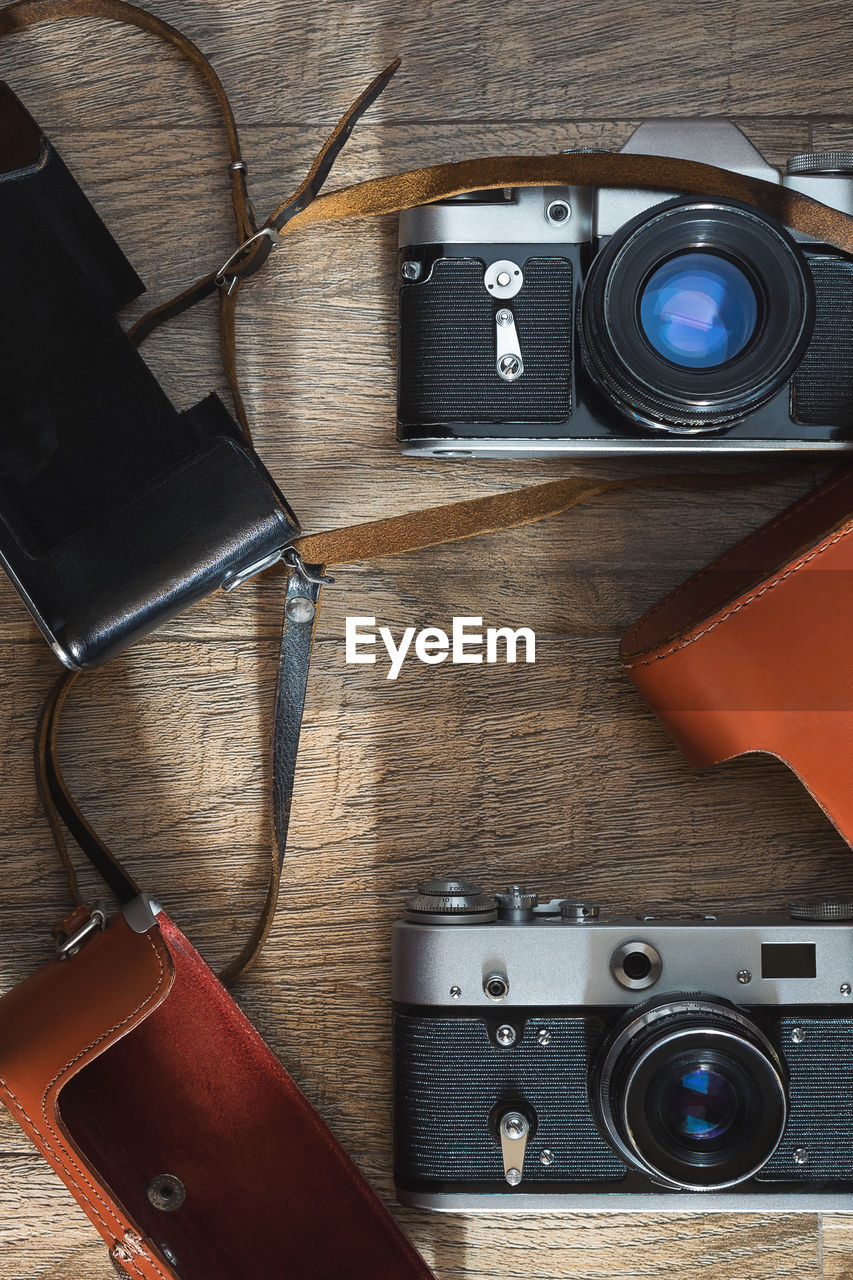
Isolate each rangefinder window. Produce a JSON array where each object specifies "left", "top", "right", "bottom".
[{"left": 761, "top": 944, "right": 817, "bottom": 980}]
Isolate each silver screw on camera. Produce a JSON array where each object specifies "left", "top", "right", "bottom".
[
  {"left": 841, "top": 983, "right": 852, "bottom": 996},
  {"left": 497, "top": 354, "right": 522, "bottom": 380},
  {"left": 537, "top": 1027, "right": 552, "bottom": 1046},
  {"left": 540, "top": 1149, "right": 555, "bottom": 1166},
  {"left": 793, "top": 1147, "right": 809, "bottom": 1165},
  {"left": 791, "top": 1027, "right": 806, "bottom": 1044},
  {"left": 496, "top": 1024, "right": 517, "bottom": 1047},
  {"left": 737, "top": 969, "right": 752, "bottom": 985},
  {"left": 502, "top": 1114, "right": 527, "bottom": 1140}
]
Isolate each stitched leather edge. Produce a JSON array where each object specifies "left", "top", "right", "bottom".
[
  {"left": 621, "top": 469, "right": 853, "bottom": 659},
  {"left": 623, "top": 469, "right": 853, "bottom": 660},
  {"left": 0, "top": 928, "right": 173, "bottom": 1280},
  {"left": 624, "top": 521, "right": 853, "bottom": 668}
]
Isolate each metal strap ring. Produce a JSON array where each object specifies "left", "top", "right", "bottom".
[
  {"left": 215, "top": 226, "right": 280, "bottom": 294},
  {"left": 56, "top": 904, "right": 107, "bottom": 959}
]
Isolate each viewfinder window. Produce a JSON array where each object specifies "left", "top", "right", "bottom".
[{"left": 761, "top": 943, "right": 816, "bottom": 980}]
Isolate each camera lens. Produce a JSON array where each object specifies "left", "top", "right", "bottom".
[
  {"left": 593, "top": 995, "right": 787, "bottom": 1190},
  {"left": 638, "top": 252, "right": 758, "bottom": 369},
  {"left": 660, "top": 1062, "right": 739, "bottom": 1142},
  {"left": 579, "top": 197, "right": 814, "bottom": 433}
]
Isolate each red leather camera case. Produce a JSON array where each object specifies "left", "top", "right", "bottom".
[{"left": 0, "top": 908, "right": 432, "bottom": 1280}]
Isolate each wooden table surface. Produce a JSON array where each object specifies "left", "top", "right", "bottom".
[{"left": 3, "top": 1, "right": 853, "bottom": 1276}]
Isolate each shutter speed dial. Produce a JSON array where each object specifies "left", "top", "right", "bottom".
[
  {"left": 404, "top": 881, "right": 601, "bottom": 924},
  {"left": 496, "top": 886, "right": 539, "bottom": 921},
  {"left": 787, "top": 152, "right": 853, "bottom": 176}
]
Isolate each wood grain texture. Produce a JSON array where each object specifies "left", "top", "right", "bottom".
[{"left": 0, "top": 0, "right": 852, "bottom": 1277}]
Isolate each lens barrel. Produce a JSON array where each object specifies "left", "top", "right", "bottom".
[
  {"left": 580, "top": 197, "right": 815, "bottom": 433},
  {"left": 593, "top": 995, "right": 788, "bottom": 1190}
]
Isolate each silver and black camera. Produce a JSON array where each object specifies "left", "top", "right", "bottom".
[
  {"left": 392, "top": 879, "right": 853, "bottom": 1212},
  {"left": 397, "top": 120, "right": 853, "bottom": 456}
]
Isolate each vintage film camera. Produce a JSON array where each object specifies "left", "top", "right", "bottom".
[
  {"left": 397, "top": 121, "right": 853, "bottom": 456},
  {"left": 392, "top": 880, "right": 853, "bottom": 1211}
]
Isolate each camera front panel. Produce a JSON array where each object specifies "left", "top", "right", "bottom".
[
  {"left": 393, "top": 1010, "right": 623, "bottom": 1192},
  {"left": 392, "top": 890, "right": 853, "bottom": 1210},
  {"left": 396, "top": 194, "right": 853, "bottom": 456},
  {"left": 794, "top": 250, "right": 853, "bottom": 428},
  {"left": 393, "top": 1005, "right": 853, "bottom": 1206},
  {"left": 397, "top": 249, "right": 575, "bottom": 435}
]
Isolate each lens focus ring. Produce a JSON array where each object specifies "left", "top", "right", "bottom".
[
  {"left": 593, "top": 994, "right": 788, "bottom": 1190},
  {"left": 579, "top": 197, "right": 814, "bottom": 433}
]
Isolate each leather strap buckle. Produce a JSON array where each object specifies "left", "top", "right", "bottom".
[{"left": 215, "top": 226, "right": 280, "bottom": 295}]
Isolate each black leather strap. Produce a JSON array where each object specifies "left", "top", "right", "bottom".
[
  {"left": 35, "top": 670, "right": 140, "bottom": 906},
  {"left": 219, "top": 562, "right": 326, "bottom": 983}
]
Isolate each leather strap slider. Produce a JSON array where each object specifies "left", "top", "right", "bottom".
[{"left": 215, "top": 226, "right": 280, "bottom": 295}]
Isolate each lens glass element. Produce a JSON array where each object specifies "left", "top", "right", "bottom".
[
  {"left": 639, "top": 252, "right": 758, "bottom": 369},
  {"left": 661, "top": 1062, "right": 739, "bottom": 1143}
]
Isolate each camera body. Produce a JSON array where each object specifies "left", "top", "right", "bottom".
[
  {"left": 392, "top": 880, "right": 853, "bottom": 1212},
  {"left": 397, "top": 120, "right": 853, "bottom": 456}
]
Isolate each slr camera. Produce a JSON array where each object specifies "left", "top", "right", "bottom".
[
  {"left": 396, "top": 120, "right": 853, "bottom": 456},
  {"left": 392, "top": 879, "right": 853, "bottom": 1211}
]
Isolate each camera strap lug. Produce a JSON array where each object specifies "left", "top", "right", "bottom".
[
  {"left": 54, "top": 902, "right": 107, "bottom": 960},
  {"left": 281, "top": 547, "right": 335, "bottom": 589}
]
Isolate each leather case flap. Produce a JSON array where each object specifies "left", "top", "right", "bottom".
[
  {"left": 621, "top": 465, "right": 853, "bottom": 842},
  {"left": 0, "top": 913, "right": 174, "bottom": 1277}
]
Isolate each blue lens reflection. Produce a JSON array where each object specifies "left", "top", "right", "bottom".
[
  {"left": 639, "top": 252, "right": 759, "bottom": 369},
  {"left": 664, "top": 1064, "right": 738, "bottom": 1142}
]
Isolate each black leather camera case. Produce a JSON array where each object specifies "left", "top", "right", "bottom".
[{"left": 0, "top": 84, "right": 298, "bottom": 668}]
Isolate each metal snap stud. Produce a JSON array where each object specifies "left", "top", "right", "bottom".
[{"left": 146, "top": 1174, "right": 186, "bottom": 1212}]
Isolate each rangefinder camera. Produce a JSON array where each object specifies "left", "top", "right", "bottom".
[
  {"left": 392, "top": 879, "right": 853, "bottom": 1212},
  {"left": 397, "top": 120, "right": 853, "bottom": 456}
]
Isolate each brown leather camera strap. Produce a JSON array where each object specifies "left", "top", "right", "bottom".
[
  {"left": 7, "top": 0, "right": 847, "bottom": 978},
  {"left": 33, "top": 473, "right": 640, "bottom": 979},
  {"left": 35, "top": 467, "right": 815, "bottom": 982}
]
